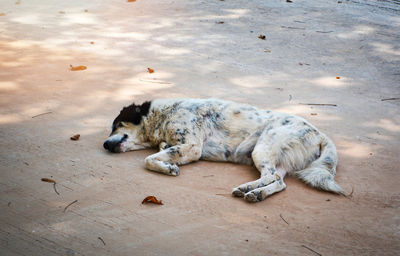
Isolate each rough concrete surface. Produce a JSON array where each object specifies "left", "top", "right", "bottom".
[{"left": 1, "top": 0, "right": 399, "bottom": 255}]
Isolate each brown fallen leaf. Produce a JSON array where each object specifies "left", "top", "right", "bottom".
[
  {"left": 0, "top": 13, "right": 6, "bottom": 16},
  {"left": 142, "top": 196, "right": 163, "bottom": 205},
  {"left": 41, "top": 178, "right": 56, "bottom": 183},
  {"left": 70, "top": 64, "right": 87, "bottom": 71},
  {"left": 70, "top": 134, "right": 80, "bottom": 140},
  {"left": 336, "top": 76, "right": 340, "bottom": 79},
  {"left": 59, "top": 11, "right": 65, "bottom": 14},
  {"left": 311, "top": 113, "right": 318, "bottom": 116},
  {"left": 90, "top": 41, "right": 94, "bottom": 44},
  {"left": 258, "top": 34, "right": 266, "bottom": 40},
  {"left": 127, "top": 0, "right": 136, "bottom": 2},
  {"left": 147, "top": 68, "right": 154, "bottom": 73},
  {"left": 216, "top": 21, "right": 224, "bottom": 24}
]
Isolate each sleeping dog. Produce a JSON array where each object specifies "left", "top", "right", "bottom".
[{"left": 103, "top": 98, "right": 343, "bottom": 202}]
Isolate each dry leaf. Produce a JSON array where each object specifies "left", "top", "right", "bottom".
[
  {"left": 147, "top": 68, "right": 154, "bottom": 73},
  {"left": 70, "top": 65, "right": 87, "bottom": 71},
  {"left": 41, "top": 178, "right": 56, "bottom": 183},
  {"left": 258, "top": 35, "right": 266, "bottom": 40},
  {"left": 70, "top": 134, "right": 80, "bottom": 140},
  {"left": 127, "top": 0, "right": 136, "bottom": 2},
  {"left": 286, "top": 0, "right": 293, "bottom": 2},
  {"left": 311, "top": 113, "right": 318, "bottom": 116},
  {"left": 142, "top": 196, "right": 163, "bottom": 205},
  {"left": 216, "top": 21, "right": 224, "bottom": 24},
  {"left": 0, "top": 13, "right": 6, "bottom": 16},
  {"left": 59, "top": 11, "right": 65, "bottom": 14},
  {"left": 84, "top": 9, "right": 88, "bottom": 12},
  {"left": 336, "top": 76, "right": 340, "bottom": 79},
  {"left": 90, "top": 41, "right": 94, "bottom": 44}
]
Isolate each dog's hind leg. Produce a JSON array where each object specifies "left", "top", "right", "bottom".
[
  {"left": 232, "top": 126, "right": 312, "bottom": 202},
  {"left": 232, "top": 127, "right": 287, "bottom": 200},
  {"left": 144, "top": 143, "right": 202, "bottom": 176}
]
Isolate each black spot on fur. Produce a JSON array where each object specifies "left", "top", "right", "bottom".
[
  {"left": 257, "top": 183, "right": 266, "bottom": 188},
  {"left": 224, "top": 149, "right": 232, "bottom": 159},
  {"left": 168, "top": 147, "right": 183, "bottom": 157},
  {"left": 112, "top": 101, "right": 151, "bottom": 131},
  {"left": 281, "top": 116, "right": 293, "bottom": 125},
  {"left": 323, "top": 156, "right": 335, "bottom": 169},
  {"left": 268, "top": 167, "right": 276, "bottom": 174}
]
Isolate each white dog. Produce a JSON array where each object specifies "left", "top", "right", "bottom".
[{"left": 103, "top": 98, "right": 344, "bottom": 202}]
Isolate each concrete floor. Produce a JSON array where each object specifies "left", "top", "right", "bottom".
[{"left": 0, "top": 0, "right": 399, "bottom": 255}]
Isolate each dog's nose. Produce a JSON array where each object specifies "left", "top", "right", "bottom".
[{"left": 103, "top": 141, "right": 110, "bottom": 150}]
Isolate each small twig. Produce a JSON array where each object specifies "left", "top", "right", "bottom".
[
  {"left": 302, "top": 245, "right": 322, "bottom": 256},
  {"left": 53, "top": 183, "right": 60, "bottom": 195},
  {"left": 203, "top": 175, "right": 214, "bottom": 178},
  {"left": 138, "top": 79, "right": 172, "bottom": 85},
  {"left": 299, "top": 103, "right": 337, "bottom": 107},
  {"left": 98, "top": 237, "right": 106, "bottom": 246},
  {"left": 281, "top": 25, "right": 305, "bottom": 30},
  {"left": 31, "top": 111, "right": 52, "bottom": 118},
  {"left": 63, "top": 200, "right": 78, "bottom": 213},
  {"left": 381, "top": 97, "right": 400, "bottom": 101},
  {"left": 280, "top": 213, "right": 289, "bottom": 225},
  {"left": 316, "top": 30, "right": 333, "bottom": 33},
  {"left": 41, "top": 178, "right": 60, "bottom": 195}
]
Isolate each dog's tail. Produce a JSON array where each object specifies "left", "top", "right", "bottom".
[{"left": 296, "top": 134, "right": 344, "bottom": 195}]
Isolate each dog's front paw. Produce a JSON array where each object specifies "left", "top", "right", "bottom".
[
  {"left": 244, "top": 191, "right": 263, "bottom": 203},
  {"left": 167, "top": 164, "right": 180, "bottom": 176}
]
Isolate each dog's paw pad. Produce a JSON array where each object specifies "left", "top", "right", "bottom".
[
  {"left": 244, "top": 191, "right": 263, "bottom": 203},
  {"left": 232, "top": 188, "right": 245, "bottom": 198}
]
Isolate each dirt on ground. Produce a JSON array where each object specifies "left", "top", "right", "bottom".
[{"left": 0, "top": 0, "right": 399, "bottom": 255}]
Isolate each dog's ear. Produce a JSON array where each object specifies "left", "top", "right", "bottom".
[
  {"left": 140, "top": 101, "right": 151, "bottom": 115},
  {"left": 112, "top": 101, "right": 152, "bottom": 128}
]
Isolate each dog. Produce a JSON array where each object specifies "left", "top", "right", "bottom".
[{"left": 103, "top": 98, "right": 344, "bottom": 202}]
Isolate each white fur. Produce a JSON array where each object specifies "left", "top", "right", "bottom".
[{"left": 104, "top": 98, "right": 343, "bottom": 202}]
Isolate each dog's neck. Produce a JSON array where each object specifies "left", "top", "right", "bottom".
[{"left": 142, "top": 107, "right": 165, "bottom": 147}]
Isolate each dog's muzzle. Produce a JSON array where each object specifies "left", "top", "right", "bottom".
[{"left": 103, "top": 134, "right": 128, "bottom": 153}]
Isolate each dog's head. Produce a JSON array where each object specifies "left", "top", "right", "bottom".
[{"left": 103, "top": 101, "right": 152, "bottom": 153}]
